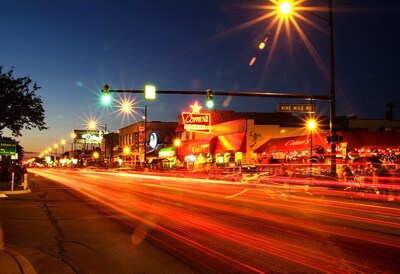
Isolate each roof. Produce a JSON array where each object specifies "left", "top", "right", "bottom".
[{"left": 339, "top": 131, "right": 400, "bottom": 148}]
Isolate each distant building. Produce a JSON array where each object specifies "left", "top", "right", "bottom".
[{"left": 119, "top": 121, "right": 178, "bottom": 165}]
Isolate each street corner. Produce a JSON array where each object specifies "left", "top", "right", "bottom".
[
  {"left": 0, "top": 245, "right": 37, "bottom": 274},
  {"left": 0, "top": 187, "right": 32, "bottom": 196}
]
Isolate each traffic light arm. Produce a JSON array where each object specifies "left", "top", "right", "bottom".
[{"left": 102, "top": 88, "right": 332, "bottom": 101}]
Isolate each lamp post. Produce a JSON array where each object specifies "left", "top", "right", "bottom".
[
  {"left": 123, "top": 146, "right": 131, "bottom": 165},
  {"left": 328, "top": 0, "right": 337, "bottom": 177},
  {"left": 71, "top": 132, "right": 76, "bottom": 158},
  {"left": 60, "top": 139, "right": 66, "bottom": 156},
  {"left": 143, "top": 106, "right": 147, "bottom": 166},
  {"left": 54, "top": 144, "right": 58, "bottom": 161},
  {"left": 138, "top": 106, "right": 148, "bottom": 166},
  {"left": 174, "top": 139, "right": 182, "bottom": 166},
  {"left": 307, "top": 118, "right": 316, "bottom": 175},
  {"left": 277, "top": 0, "right": 337, "bottom": 176},
  {"left": 87, "top": 121, "right": 108, "bottom": 162}
]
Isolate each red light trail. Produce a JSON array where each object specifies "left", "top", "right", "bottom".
[{"left": 29, "top": 168, "right": 400, "bottom": 273}]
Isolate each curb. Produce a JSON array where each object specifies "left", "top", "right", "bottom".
[
  {"left": 0, "top": 246, "right": 37, "bottom": 274},
  {"left": 0, "top": 188, "right": 31, "bottom": 196}
]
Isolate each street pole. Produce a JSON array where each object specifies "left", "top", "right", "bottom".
[
  {"left": 329, "top": 0, "right": 337, "bottom": 177},
  {"left": 103, "top": 124, "right": 107, "bottom": 163},
  {"left": 310, "top": 130, "right": 313, "bottom": 176},
  {"left": 144, "top": 105, "right": 147, "bottom": 166}
]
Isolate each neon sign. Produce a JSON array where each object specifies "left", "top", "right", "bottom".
[
  {"left": 73, "top": 130, "right": 102, "bottom": 144},
  {"left": 181, "top": 101, "right": 211, "bottom": 133}
]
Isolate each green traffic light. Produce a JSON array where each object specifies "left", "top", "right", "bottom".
[
  {"left": 101, "top": 93, "right": 112, "bottom": 105},
  {"left": 206, "top": 89, "right": 214, "bottom": 109},
  {"left": 206, "top": 99, "right": 214, "bottom": 109},
  {"left": 101, "top": 84, "right": 112, "bottom": 105}
]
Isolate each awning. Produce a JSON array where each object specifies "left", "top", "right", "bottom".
[
  {"left": 158, "top": 146, "right": 176, "bottom": 157},
  {"left": 255, "top": 134, "right": 328, "bottom": 153},
  {"left": 338, "top": 131, "right": 400, "bottom": 149},
  {"left": 213, "top": 132, "right": 246, "bottom": 153},
  {"left": 181, "top": 136, "right": 217, "bottom": 155}
]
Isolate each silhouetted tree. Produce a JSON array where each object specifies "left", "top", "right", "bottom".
[{"left": 0, "top": 66, "right": 48, "bottom": 137}]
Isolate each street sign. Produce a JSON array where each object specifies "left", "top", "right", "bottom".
[
  {"left": 0, "top": 140, "right": 16, "bottom": 156},
  {"left": 278, "top": 103, "right": 315, "bottom": 113}
]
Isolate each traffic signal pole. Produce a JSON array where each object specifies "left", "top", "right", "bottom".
[{"left": 103, "top": 88, "right": 331, "bottom": 101}]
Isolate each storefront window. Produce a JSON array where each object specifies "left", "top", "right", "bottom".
[{"left": 235, "top": 152, "right": 243, "bottom": 165}]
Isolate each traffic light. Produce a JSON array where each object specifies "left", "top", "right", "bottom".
[
  {"left": 101, "top": 84, "right": 112, "bottom": 105},
  {"left": 144, "top": 85, "right": 156, "bottom": 100},
  {"left": 206, "top": 89, "right": 214, "bottom": 109}
]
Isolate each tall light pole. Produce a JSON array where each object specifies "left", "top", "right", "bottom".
[
  {"left": 143, "top": 105, "right": 147, "bottom": 166},
  {"left": 328, "top": 0, "right": 337, "bottom": 177},
  {"left": 60, "top": 139, "right": 66, "bottom": 156},
  {"left": 71, "top": 132, "right": 76, "bottom": 158},
  {"left": 54, "top": 144, "right": 58, "bottom": 160},
  {"left": 277, "top": 0, "right": 337, "bottom": 176},
  {"left": 307, "top": 118, "right": 317, "bottom": 175},
  {"left": 87, "top": 120, "right": 108, "bottom": 162},
  {"left": 101, "top": 84, "right": 155, "bottom": 167},
  {"left": 174, "top": 138, "right": 182, "bottom": 166}
]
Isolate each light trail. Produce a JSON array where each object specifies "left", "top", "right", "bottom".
[{"left": 29, "top": 168, "right": 400, "bottom": 273}]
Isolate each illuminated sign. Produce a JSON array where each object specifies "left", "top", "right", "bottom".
[
  {"left": 73, "top": 130, "right": 102, "bottom": 144},
  {"left": 149, "top": 132, "right": 157, "bottom": 149},
  {"left": 284, "top": 138, "right": 310, "bottom": 147},
  {"left": 181, "top": 101, "right": 211, "bottom": 133},
  {"left": 0, "top": 140, "right": 16, "bottom": 156},
  {"left": 278, "top": 104, "right": 315, "bottom": 113}
]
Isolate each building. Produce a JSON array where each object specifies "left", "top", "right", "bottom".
[
  {"left": 118, "top": 121, "right": 178, "bottom": 166},
  {"left": 102, "top": 132, "right": 119, "bottom": 163},
  {"left": 176, "top": 108, "right": 333, "bottom": 169}
]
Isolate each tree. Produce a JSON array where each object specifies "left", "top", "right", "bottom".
[{"left": 0, "top": 66, "right": 48, "bottom": 137}]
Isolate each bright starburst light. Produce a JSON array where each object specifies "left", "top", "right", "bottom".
[
  {"left": 113, "top": 94, "right": 145, "bottom": 124},
  {"left": 279, "top": 1, "right": 292, "bottom": 15},
  {"left": 207, "top": 0, "right": 330, "bottom": 78}
]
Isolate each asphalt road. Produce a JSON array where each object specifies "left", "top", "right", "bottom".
[
  {"left": 1, "top": 168, "right": 400, "bottom": 273},
  {"left": 0, "top": 172, "right": 195, "bottom": 274}
]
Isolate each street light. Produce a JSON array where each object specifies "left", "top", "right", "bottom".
[
  {"left": 87, "top": 120, "right": 108, "bottom": 162},
  {"left": 123, "top": 146, "right": 131, "bottom": 165},
  {"left": 54, "top": 144, "right": 58, "bottom": 160},
  {"left": 307, "top": 118, "right": 316, "bottom": 157},
  {"left": 279, "top": 1, "right": 292, "bottom": 15},
  {"left": 119, "top": 100, "right": 148, "bottom": 166},
  {"left": 307, "top": 118, "right": 317, "bottom": 176},
  {"left": 71, "top": 132, "right": 76, "bottom": 157},
  {"left": 277, "top": 0, "right": 337, "bottom": 176},
  {"left": 60, "top": 139, "right": 66, "bottom": 155},
  {"left": 174, "top": 139, "right": 182, "bottom": 165}
]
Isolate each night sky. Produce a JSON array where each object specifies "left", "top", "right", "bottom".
[{"left": 1, "top": 0, "right": 399, "bottom": 155}]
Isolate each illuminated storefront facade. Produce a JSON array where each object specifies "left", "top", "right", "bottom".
[
  {"left": 176, "top": 103, "right": 322, "bottom": 168},
  {"left": 119, "top": 121, "right": 178, "bottom": 165}
]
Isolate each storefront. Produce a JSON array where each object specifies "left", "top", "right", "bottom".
[
  {"left": 179, "top": 136, "right": 216, "bottom": 169},
  {"left": 254, "top": 134, "right": 330, "bottom": 164},
  {"left": 337, "top": 131, "right": 400, "bottom": 171},
  {"left": 214, "top": 132, "right": 246, "bottom": 166}
]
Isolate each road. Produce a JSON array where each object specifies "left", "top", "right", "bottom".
[{"left": 1, "top": 168, "right": 400, "bottom": 273}]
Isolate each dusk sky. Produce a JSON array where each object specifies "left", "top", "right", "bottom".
[{"left": 1, "top": 0, "right": 399, "bottom": 155}]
